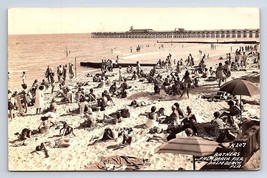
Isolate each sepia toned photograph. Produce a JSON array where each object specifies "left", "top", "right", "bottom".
[{"left": 8, "top": 8, "right": 260, "bottom": 171}]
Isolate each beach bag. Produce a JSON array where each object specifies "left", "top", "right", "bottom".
[
  {"left": 149, "top": 126, "right": 161, "bottom": 134},
  {"left": 121, "top": 109, "right": 130, "bottom": 118},
  {"left": 226, "top": 130, "right": 237, "bottom": 141}
]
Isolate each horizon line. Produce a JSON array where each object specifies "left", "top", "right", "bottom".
[{"left": 9, "top": 27, "right": 260, "bottom": 36}]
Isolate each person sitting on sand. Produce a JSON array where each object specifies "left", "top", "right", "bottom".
[
  {"left": 201, "top": 68, "right": 210, "bottom": 78},
  {"left": 146, "top": 106, "right": 159, "bottom": 129},
  {"left": 93, "top": 74, "right": 101, "bottom": 82},
  {"left": 209, "top": 67, "right": 215, "bottom": 76},
  {"left": 88, "top": 89, "right": 96, "bottom": 103},
  {"left": 80, "top": 108, "right": 96, "bottom": 128},
  {"left": 163, "top": 75, "right": 171, "bottom": 87},
  {"left": 161, "top": 105, "right": 179, "bottom": 126},
  {"left": 166, "top": 106, "right": 196, "bottom": 141},
  {"left": 173, "top": 102, "right": 185, "bottom": 119},
  {"left": 109, "top": 82, "right": 117, "bottom": 96},
  {"left": 103, "top": 90, "right": 113, "bottom": 103},
  {"left": 210, "top": 111, "right": 240, "bottom": 143},
  {"left": 97, "top": 92, "right": 108, "bottom": 111},
  {"left": 154, "top": 83, "right": 160, "bottom": 95},
  {"left": 219, "top": 100, "right": 241, "bottom": 121},
  {"left": 100, "top": 127, "right": 119, "bottom": 141},
  {"left": 179, "top": 106, "right": 197, "bottom": 133},
  {"left": 37, "top": 115, "right": 55, "bottom": 134},
  {"left": 117, "top": 78, "right": 131, "bottom": 98},
  {"left": 79, "top": 94, "right": 88, "bottom": 115},
  {"left": 156, "top": 107, "right": 168, "bottom": 123},
  {"left": 42, "top": 98, "right": 57, "bottom": 115},
  {"left": 126, "top": 65, "right": 133, "bottom": 73},
  {"left": 95, "top": 77, "right": 105, "bottom": 88},
  {"left": 170, "top": 81, "right": 181, "bottom": 96},
  {"left": 130, "top": 71, "right": 138, "bottom": 80},
  {"left": 77, "top": 109, "right": 96, "bottom": 129},
  {"left": 139, "top": 70, "right": 147, "bottom": 78},
  {"left": 171, "top": 72, "right": 180, "bottom": 83},
  {"left": 210, "top": 111, "right": 225, "bottom": 138},
  {"left": 62, "top": 87, "right": 73, "bottom": 103}
]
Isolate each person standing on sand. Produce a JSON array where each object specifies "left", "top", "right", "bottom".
[
  {"left": 45, "top": 66, "right": 52, "bottom": 83},
  {"left": 241, "top": 52, "right": 247, "bottom": 68},
  {"left": 8, "top": 90, "right": 14, "bottom": 120},
  {"left": 118, "top": 66, "right": 123, "bottom": 83},
  {"left": 50, "top": 73, "right": 55, "bottom": 94},
  {"left": 69, "top": 63, "right": 74, "bottom": 79},
  {"left": 58, "top": 65, "right": 63, "bottom": 82},
  {"left": 216, "top": 63, "right": 225, "bottom": 87},
  {"left": 136, "top": 61, "right": 141, "bottom": 76},
  {"left": 180, "top": 71, "right": 192, "bottom": 98},
  {"left": 63, "top": 65, "right": 67, "bottom": 81},
  {"left": 35, "top": 85, "right": 45, "bottom": 114}
]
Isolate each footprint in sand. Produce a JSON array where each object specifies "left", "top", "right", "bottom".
[{"left": 46, "top": 165, "right": 51, "bottom": 170}]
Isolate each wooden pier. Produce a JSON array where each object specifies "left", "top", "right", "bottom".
[{"left": 91, "top": 27, "right": 260, "bottom": 39}]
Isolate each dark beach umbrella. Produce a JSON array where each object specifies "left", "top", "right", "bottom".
[
  {"left": 219, "top": 78, "right": 259, "bottom": 111},
  {"left": 156, "top": 136, "right": 220, "bottom": 170},
  {"left": 220, "top": 78, "right": 259, "bottom": 96}
]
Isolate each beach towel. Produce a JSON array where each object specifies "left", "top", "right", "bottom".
[{"left": 84, "top": 155, "right": 148, "bottom": 171}]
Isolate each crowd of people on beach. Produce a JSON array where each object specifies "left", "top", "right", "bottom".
[{"left": 8, "top": 43, "right": 260, "bottom": 169}]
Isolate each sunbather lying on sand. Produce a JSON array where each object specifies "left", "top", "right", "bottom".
[
  {"left": 11, "top": 116, "right": 55, "bottom": 144},
  {"left": 88, "top": 127, "right": 119, "bottom": 146},
  {"left": 129, "top": 100, "right": 150, "bottom": 108},
  {"left": 31, "top": 138, "right": 71, "bottom": 158}
]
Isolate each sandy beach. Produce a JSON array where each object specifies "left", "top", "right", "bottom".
[{"left": 8, "top": 37, "right": 260, "bottom": 171}]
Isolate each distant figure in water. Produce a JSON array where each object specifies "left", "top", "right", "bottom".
[{"left": 21, "top": 71, "right": 26, "bottom": 84}]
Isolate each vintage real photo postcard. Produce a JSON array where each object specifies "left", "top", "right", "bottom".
[{"left": 8, "top": 8, "right": 260, "bottom": 171}]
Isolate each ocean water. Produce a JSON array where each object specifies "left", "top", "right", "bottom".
[{"left": 8, "top": 33, "right": 253, "bottom": 88}]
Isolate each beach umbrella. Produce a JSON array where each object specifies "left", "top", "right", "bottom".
[
  {"left": 156, "top": 136, "right": 220, "bottom": 170},
  {"left": 219, "top": 78, "right": 259, "bottom": 110},
  {"left": 220, "top": 78, "right": 259, "bottom": 96}
]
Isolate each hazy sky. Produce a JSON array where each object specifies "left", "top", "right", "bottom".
[{"left": 8, "top": 8, "right": 260, "bottom": 35}]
